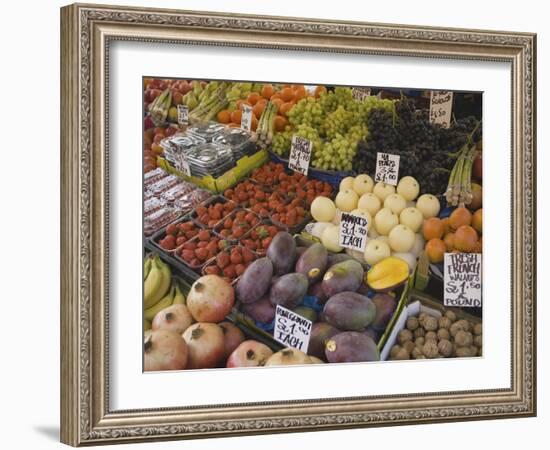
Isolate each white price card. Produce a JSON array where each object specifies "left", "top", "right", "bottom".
[
  {"left": 241, "top": 104, "right": 253, "bottom": 132},
  {"left": 375, "top": 152, "right": 400, "bottom": 185},
  {"left": 274, "top": 305, "right": 312, "bottom": 352},
  {"left": 288, "top": 135, "right": 313, "bottom": 175},
  {"left": 339, "top": 212, "right": 369, "bottom": 252},
  {"left": 174, "top": 153, "right": 191, "bottom": 177},
  {"left": 444, "top": 253, "right": 482, "bottom": 307},
  {"left": 352, "top": 87, "right": 371, "bottom": 101},
  {"left": 429, "top": 91, "right": 453, "bottom": 128},
  {"left": 177, "top": 104, "right": 188, "bottom": 126}
]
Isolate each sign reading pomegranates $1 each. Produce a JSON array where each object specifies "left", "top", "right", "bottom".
[{"left": 274, "top": 305, "right": 312, "bottom": 352}]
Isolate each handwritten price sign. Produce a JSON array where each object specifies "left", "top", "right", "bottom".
[
  {"left": 444, "top": 253, "right": 482, "bottom": 307},
  {"left": 429, "top": 91, "right": 453, "bottom": 128},
  {"left": 177, "top": 105, "right": 189, "bottom": 126},
  {"left": 241, "top": 104, "right": 253, "bottom": 131},
  {"left": 339, "top": 212, "right": 369, "bottom": 252},
  {"left": 352, "top": 87, "right": 371, "bottom": 101},
  {"left": 274, "top": 305, "right": 312, "bottom": 352},
  {"left": 288, "top": 135, "right": 313, "bottom": 176},
  {"left": 375, "top": 152, "right": 400, "bottom": 185}
]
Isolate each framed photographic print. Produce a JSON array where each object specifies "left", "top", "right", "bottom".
[{"left": 60, "top": 3, "right": 536, "bottom": 446}]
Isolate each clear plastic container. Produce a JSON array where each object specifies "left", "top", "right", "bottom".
[
  {"left": 160, "top": 181, "right": 196, "bottom": 203},
  {"left": 187, "top": 121, "right": 225, "bottom": 143},
  {"left": 174, "top": 188, "right": 212, "bottom": 211},
  {"left": 185, "top": 143, "right": 235, "bottom": 177},
  {"left": 213, "top": 127, "right": 258, "bottom": 160},
  {"left": 148, "top": 174, "right": 181, "bottom": 196},
  {"left": 144, "top": 206, "right": 182, "bottom": 236},
  {"left": 160, "top": 134, "right": 206, "bottom": 168},
  {"left": 144, "top": 167, "right": 169, "bottom": 187},
  {"left": 144, "top": 196, "right": 166, "bottom": 216}
]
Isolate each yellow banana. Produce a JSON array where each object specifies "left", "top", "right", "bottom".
[
  {"left": 144, "top": 257, "right": 152, "bottom": 281},
  {"left": 143, "top": 318, "right": 152, "bottom": 331},
  {"left": 143, "top": 256, "right": 163, "bottom": 308},
  {"left": 144, "top": 256, "right": 172, "bottom": 308},
  {"left": 172, "top": 283, "right": 186, "bottom": 305},
  {"left": 144, "top": 284, "right": 175, "bottom": 321}
]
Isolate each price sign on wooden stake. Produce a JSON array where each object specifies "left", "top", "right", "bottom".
[
  {"left": 375, "top": 152, "right": 400, "bottom": 185},
  {"left": 288, "top": 135, "right": 313, "bottom": 175},
  {"left": 177, "top": 105, "right": 188, "bottom": 126},
  {"left": 429, "top": 91, "right": 453, "bottom": 128},
  {"left": 241, "top": 104, "right": 253, "bottom": 131}
]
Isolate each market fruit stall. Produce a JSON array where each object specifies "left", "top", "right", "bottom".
[{"left": 143, "top": 79, "right": 483, "bottom": 371}]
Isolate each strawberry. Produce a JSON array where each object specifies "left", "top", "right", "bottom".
[
  {"left": 230, "top": 248, "right": 243, "bottom": 264},
  {"left": 216, "top": 251, "right": 230, "bottom": 269}
]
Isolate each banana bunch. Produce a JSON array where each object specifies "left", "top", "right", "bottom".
[{"left": 143, "top": 254, "right": 186, "bottom": 322}]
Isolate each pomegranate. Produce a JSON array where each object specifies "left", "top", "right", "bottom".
[
  {"left": 226, "top": 340, "right": 273, "bottom": 368},
  {"left": 187, "top": 275, "right": 235, "bottom": 323},
  {"left": 264, "top": 348, "right": 312, "bottom": 366},
  {"left": 152, "top": 304, "right": 194, "bottom": 334},
  {"left": 219, "top": 321, "right": 245, "bottom": 360},
  {"left": 182, "top": 323, "right": 225, "bottom": 369},
  {"left": 144, "top": 330, "right": 188, "bottom": 371}
]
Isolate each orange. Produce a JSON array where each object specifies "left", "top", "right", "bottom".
[
  {"left": 279, "top": 101, "right": 294, "bottom": 117},
  {"left": 425, "top": 238, "right": 446, "bottom": 264},
  {"left": 270, "top": 93, "right": 282, "bottom": 102},
  {"left": 443, "top": 233, "right": 455, "bottom": 252},
  {"left": 280, "top": 87, "right": 294, "bottom": 102},
  {"left": 247, "top": 92, "right": 261, "bottom": 105},
  {"left": 449, "top": 207, "right": 472, "bottom": 231},
  {"left": 314, "top": 85, "right": 327, "bottom": 98},
  {"left": 271, "top": 98, "right": 284, "bottom": 112},
  {"left": 230, "top": 110, "right": 242, "bottom": 124},
  {"left": 274, "top": 115, "right": 288, "bottom": 132},
  {"left": 252, "top": 102, "right": 266, "bottom": 119},
  {"left": 441, "top": 217, "right": 451, "bottom": 235},
  {"left": 216, "top": 109, "right": 231, "bottom": 124},
  {"left": 261, "top": 84, "right": 275, "bottom": 99},
  {"left": 251, "top": 115, "right": 259, "bottom": 132},
  {"left": 293, "top": 85, "right": 307, "bottom": 101},
  {"left": 453, "top": 225, "right": 478, "bottom": 252},
  {"left": 423, "top": 217, "right": 445, "bottom": 241},
  {"left": 472, "top": 209, "right": 482, "bottom": 234}
]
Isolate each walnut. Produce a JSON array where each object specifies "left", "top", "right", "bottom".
[
  {"left": 397, "top": 329, "right": 413, "bottom": 345},
  {"left": 469, "top": 345, "right": 479, "bottom": 356},
  {"left": 393, "top": 347, "right": 410, "bottom": 360},
  {"left": 390, "top": 345, "right": 401, "bottom": 358},
  {"left": 414, "top": 327, "right": 425, "bottom": 339},
  {"left": 422, "top": 340, "right": 439, "bottom": 359},
  {"left": 423, "top": 316, "right": 439, "bottom": 331},
  {"left": 455, "top": 346, "right": 473, "bottom": 358},
  {"left": 445, "top": 310, "right": 457, "bottom": 322},
  {"left": 415, "top": 337, "right": 425, "bottom": 348},
  {"left": 438, "top": 339, "right": 453, "bottom": 357},
  {"left": 438, "top": 316, "right": 452, "bottom": 330},
  {"left": 473, "top": 323, "right": 483, "bottom": 336},
  {"left": 456, "top": 319, "right": 471, "bottom": 332},
  {"left": 418, "top": 312, "right": 428, "bottom": 325},
  {"left": 411, "top": 347, "right": 423, "bottom": 359},
  {"left": 450, "top": 321, "right": 466, "bottom": 338},
  {"left": 473, "top": 335, "right": 482, "bottom": 348},
  {"left": 425, "top": 331, "right": 437, "bottom": 341},
  {"left": 437, "top": 328, "right": 450, "bottom": 341},
  {"left": 477, "top": 346, "right": 483, "bottom": 356},
  {"left": 403, "top": 340, "right": 415, "bottom": 353},
  {"left": 454, "top": 330, "right": 473, "bottom": 347},
  {"left": 406, "top": 316, "right": 419, "bottom": 331}
]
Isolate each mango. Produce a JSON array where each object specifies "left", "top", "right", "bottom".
[
  {"left": 236, "top": 257, "right": 273, "bottom": 304},
  {"left": 292, "top": 306, "right": 317, "bottom": 323},
  {"left": 327, "top": 253, "right": 352, "bottom": 267},
  {"left": 370, "top": 293, "right": 397, "bottom": 332},
  {"left": 308, "top": 322, "right": 340, "bottom": 360},
  {"left": 366, "top": 256, "right": 409, "bottom": 292},
  {"left": 325, "top": 331, "right": 380, "bottom": 362},
  {"left": 241, "top": 295, "right": 276, "bottom": 323},
  {"left": 307, "top": 281, "right": 328, "bottom": 304},
  {"left": 321, "top": 259, "right": 364, "bottom": 298},
  {"left": 267, "top": 232, "right": 297, "bottom": 276},
  {"left": 269, "top": 273, "right": 308, "bottom": 309},
  {"left": 323, "top": 292, "right": 376, "bottom": 331},
  {"left": 295, "top": 243, "right": 328, "bottom": 284}
]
